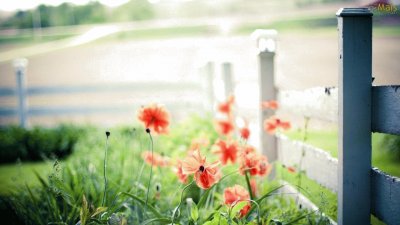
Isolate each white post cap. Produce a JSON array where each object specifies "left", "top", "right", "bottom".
[{"left": 251, "top": 29, "right": 278, "bottom": 53}]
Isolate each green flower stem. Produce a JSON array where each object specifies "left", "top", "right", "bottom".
[
  {"left": 144, "top": 131, "right": 154, "bottom": 213},
  {"left": 171, "top": 180, "right": 195, "bottom": 224},
  {"left": 248, "top": 199, "right": 261, "bottom": 225},
  {"left": 102, "top": 132, "right": 110, "bottom": 207},
  {"left": 296, "top": 117, "right": 309, "bottom": 203},
  {"left": 245, "top": 171, "right": 254, "bottom": 200}
]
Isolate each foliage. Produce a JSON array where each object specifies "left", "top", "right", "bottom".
[
  {"left": 0, "top": 124, "right": 83, "bottom": 163},
  {"left": 0, "top": 0, "right": 154, "bottom": 29},
  {"left": 380, "top": 134, "right": 400, "bottom": 160},
  {"left": 0, "top": 114, "right": 332, "bottom": 224}
]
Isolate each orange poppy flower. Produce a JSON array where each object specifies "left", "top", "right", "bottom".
[
  {"left": 173, "top": 160, "right": 188, "bottom": 184},
  {"left": 263, "top": 116, "right": 291, "bottom": 134},
  {"left": 257, "top": 155, "right": 272, "bottom": 176},
  {"left": 287, "top": 166, "right": 296, "bottom": 173},
  {"left": 188, "top": 137, "right": 210, "bottom": 152},
  {"left": 261, "top": 100, "right": 278, "bottom": 110},
  {"left": 240, "top": 151, "right": 271, "bottom": 177},
  {"left": 215, "top": 119, "right": 235, "bottom": 136},
  {"left": 218, "top": 95, "right": 235, "bottom": 115},
  {"left": 241, "top": 145, "right": 256, "bottom": 155},
  {"left": 223, "top": 185, "right": 251, "bottom": 217},
  {"left": 182, "top": 149, "right": 220, "bottom": 189},
  {"left": 142, "top": 151, "right": 170, "bottom": 167},
  {"left": 239, "top": 126, "right": 250, "bottom": 141},
  {"left": 239, "top": 152, "right": 260, "bottom": 176},
  {"left": 137, "top": 104, "right": 170, "bottom": 135},
  {"left": 211, "top": 139, "right": 239, "bottom": 165}
]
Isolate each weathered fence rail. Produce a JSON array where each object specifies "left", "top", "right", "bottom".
[
  {"left": 277, "top": 134, "right": 339, "bottom": 192},
  {"left": 256, "top": 7, "right": 400, "bottom": 225},
  {"left": 0, "top": 57, "right": 234, "bottom": 126}
]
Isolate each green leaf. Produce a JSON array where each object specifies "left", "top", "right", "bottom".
[
  {"left": 190, "top": 202, "right": 199, "bottom": 221},
  {"left": 230, "top": 201, "right": 248, "bottom": 219},
  {"left": 80, "top": 195, "right": 89, "bottom": 225},
  {"left": 121, "top": 192, "right": 163, "bottom": 218},
  {"left": 141, "top": 218, "right": 172, "bottom": 225},
  {"left": 91, "top": 207, "right": 107, "bottom": 218},
  {"left": 197, "top": 187, "right": 212, "bottom": 209}
]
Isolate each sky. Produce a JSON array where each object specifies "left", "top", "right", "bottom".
[{"left": 0, "top": 0, "right": 130, "bottom": 11}]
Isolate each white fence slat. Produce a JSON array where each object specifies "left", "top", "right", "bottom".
[
  {"left": 371, "top": 168, "right": 400, "bottom": 225},
  {"left": 277, "top": 134, "right": 338, "bottom": 192},
  {"left": 372, "top": 85, "right": 400, "bottom": 135},
  {"left": 278, "top": 87, "right": 338, "bottom": 122}
]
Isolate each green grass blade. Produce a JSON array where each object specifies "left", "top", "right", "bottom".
[
  {"left": 141, "top": 217, "right": 172, "bottom": 225},
  {"left": 121, "top": 192, "right": 163, "bottom": 218}
]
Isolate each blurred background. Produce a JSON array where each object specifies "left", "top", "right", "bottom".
[
  {"left": 0, "top": 3, "right": 399, "bottom": 223},
  {"left": 0, "top": 0, "right": 399, "bottom": 129}
]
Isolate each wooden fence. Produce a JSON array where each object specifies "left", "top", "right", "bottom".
[
  {"left": 1, "top": 7, "right": 398, "bottom": 225},
  {"left": 0, "top": 60, "right": 236, "bottom": 127},
  {"left": 257, "top": 8, "right": 400, "bottom": 225}
]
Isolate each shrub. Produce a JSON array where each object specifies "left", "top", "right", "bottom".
[
  {"left": 381, "top": 134, "right": 400, "bottom": 161},
  {"left": 0, "top": 125, "right": 83, "bottom": 163}
]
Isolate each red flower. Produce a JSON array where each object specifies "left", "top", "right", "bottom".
[
  {"left": 239, "top": 127, "right": 250, "bottom": 140},
  {"left": 241, "top": 145, "right": 256, "bottom": 155},
  {"left": 239, "top": 151, "right": 271, "bottom": 177},
  {"left": 137, "top": 104, "right": 170, "bottom": 134},
  {"left": 212, "top": 139, "right": 239, "bottom": 165},
  {"left": 218, "top": 95, "right": 235, "bottom": 115},
  {"left": 215, "top": 119, "right": 235, "bottom": 136},
  {"left": 257, "top": 155, "right": 272, "bottom": 176},
  {"left": 263, "top": 116, "right": 291, "bottom": 134},
  {"left": 287, "top": 166, "right": 296, "bottom": 173},
  {"left": 142, "top": 151, "right": 170, "bottom": 167},
  {"left": 173, "top": 160, "right": 188, "bottom": 184},
  {"left": 261, "top": 100, "right": 278, "bottom": 110},
  {"left": 223, "top": 185, "right": 251, "bottom": 217},
  {"left": 239, "top": 152, "right": 260, "bottom": 176},
  {"left": 182, "top": 149, "right": 220, "bottom": 189}
]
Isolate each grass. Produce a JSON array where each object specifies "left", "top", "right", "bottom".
[
  {"left": 95, "top": 25, "right": 216, "bottom": 43},
  {"left": 0, "top": 116, "right": 333, "bottom": 224},
  {"left": 235, "top": 14, "right": 400, "bottom": 37},
  {"left": 0, "top": 117, "right": 398, "bottom": 224},
  {"left": 0, "top": 34, "right": 75, "bottom": 46},
  {"left": 277, "top": 163, "right": 337, "bottom": 220},
  {"left": 0, "top": 161, "right": 53, "bottom": 195}
]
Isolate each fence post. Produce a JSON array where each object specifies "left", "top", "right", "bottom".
[
  {"left": 337, "top": 8, "right": 372, "bottom": 225},
  {"left": 13, "top": 58, "right": 29, "bottom": 128},
  {"left": 254, "top": 29, "right": 277, "bottom": 161},
  {"left": 204, "top": 61, "right": 215, "bottom": 112},
  {"left": 222, "top": 62, "right": 234, "bottom": 99}
]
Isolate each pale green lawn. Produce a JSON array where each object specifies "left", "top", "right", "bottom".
[{"left": 0, "top": 161, "right": 53, "bottom": 195}]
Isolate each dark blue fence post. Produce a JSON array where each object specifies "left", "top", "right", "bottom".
[{"left": 337, "top": 8, "right": 373, "bottom": 225}]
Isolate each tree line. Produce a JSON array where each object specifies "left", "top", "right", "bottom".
[{"left": 0, "top": 0, "right": 154, "bottom": 29}]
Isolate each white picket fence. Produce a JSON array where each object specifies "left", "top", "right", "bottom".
[{"left": 257, "top": 8, "right": 400, "bottom": 225}]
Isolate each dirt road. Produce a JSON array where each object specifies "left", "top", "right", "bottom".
[{"left": 0, "top": 33, "right": 399, "bottom": 126}]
